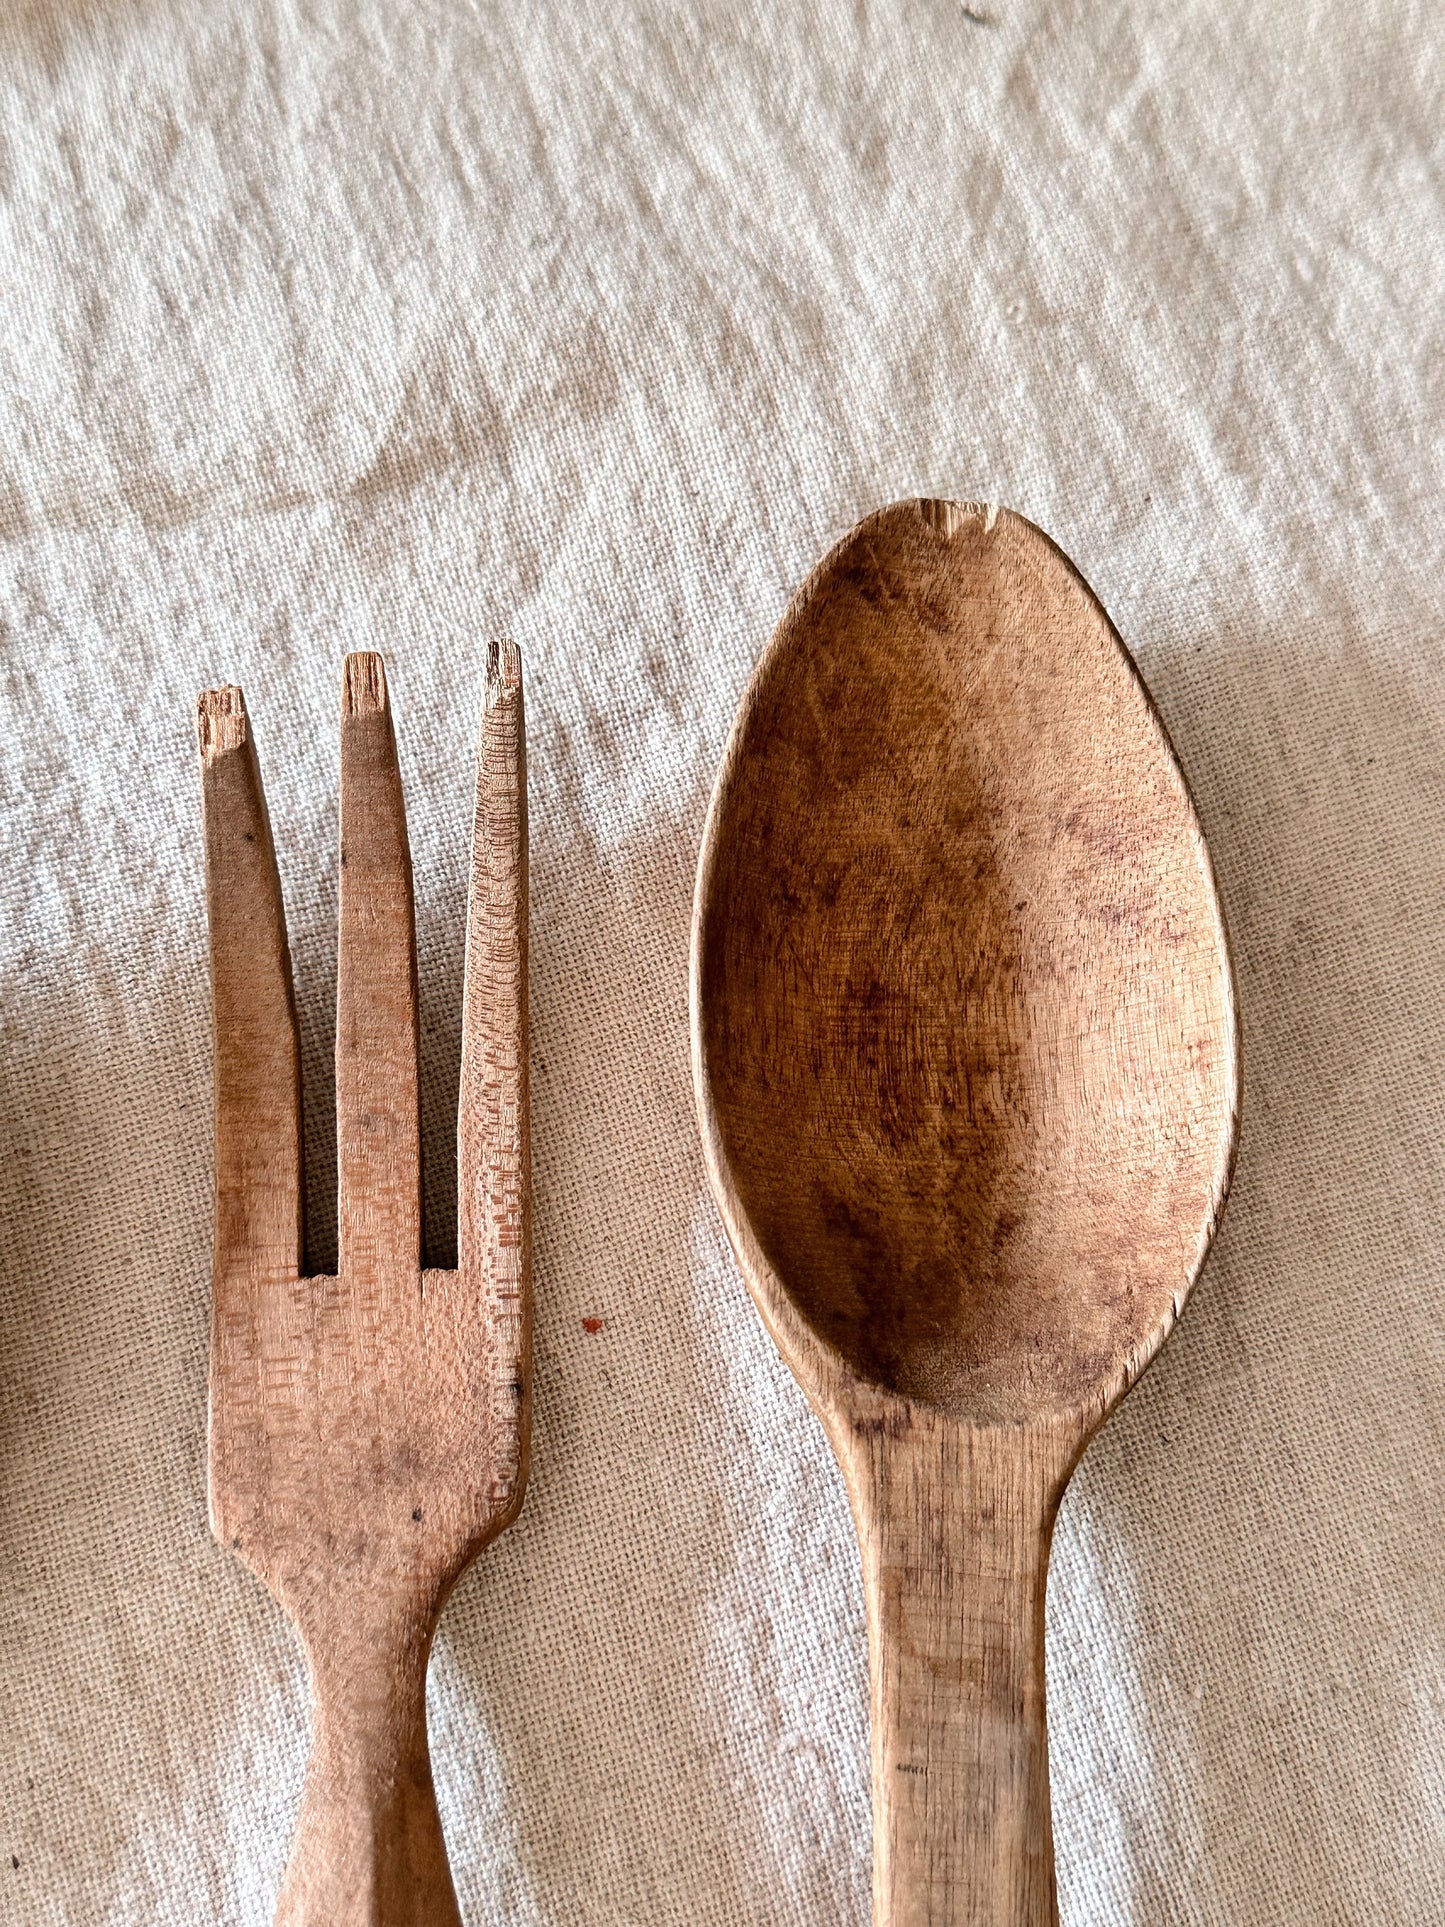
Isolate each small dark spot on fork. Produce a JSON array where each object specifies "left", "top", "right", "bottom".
[
  {"left": 412, "top": 1507, "right": 423, "bottom": 1522},
  {"left": 232, "top": 1537, "right": 241, "bottom": 1549},
  {"left": 244, "top": 832, "right": 255, "bottom": 844}
]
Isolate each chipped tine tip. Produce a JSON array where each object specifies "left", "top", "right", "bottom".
[
  {"left": 486, "top": 638, "right": 522, "bottom": 708},
  {"left": 342, "top": 651, "right": 388, "bottom": 719},
  {"left": 197, "top": 686, "right": 249, "bottom": 765}
]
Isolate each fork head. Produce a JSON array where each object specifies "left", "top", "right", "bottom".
[{"left": 197, "top": 649, "right": 529, "bottom": 1639}]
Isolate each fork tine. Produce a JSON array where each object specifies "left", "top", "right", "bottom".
[
  {"left": 337, "top": 652, "right": 423, "bottom": 1279},
  {"left": 459, "top": 642, "right": 529, "bottom": 1367},
  {"left": 197, "top": 686, "right": 304, "bottom": 1288}
]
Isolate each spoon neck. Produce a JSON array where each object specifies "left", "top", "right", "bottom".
[
  {"left": 833, "top": 1402, "right": 1081, "bottom": 1927},
  {"left": 832, "top": 1401, "right": 1081, "bottom": 1554}
]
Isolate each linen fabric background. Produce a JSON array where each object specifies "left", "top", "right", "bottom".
[{"left": 1, "top": 1, "right": 1442, "bottom": 1920}]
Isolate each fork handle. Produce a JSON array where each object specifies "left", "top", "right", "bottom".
[{"left": 276, "top": 1617, "right": 460, "bottom": 1927}]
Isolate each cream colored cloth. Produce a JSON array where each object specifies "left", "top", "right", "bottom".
[{"left": 1, "top": 2, "right": 1442, "bottom": 1920}]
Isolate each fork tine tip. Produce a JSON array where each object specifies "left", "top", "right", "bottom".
[
  {"left": 197, "top": 685, "right": 248, "bottom": 765},
  {"left": 486, "top": 639, "right": 521, "bottom": 708},
  {"left": 342, "top": 652, "right": 389, "bottom": 719}
]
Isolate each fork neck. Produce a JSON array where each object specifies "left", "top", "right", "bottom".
[{"left": 276, "top": 1605, "right": 460, "bottom": 1927}]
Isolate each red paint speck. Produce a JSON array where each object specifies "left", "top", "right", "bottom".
[{"left": 582, "top": 1317, "right": 604, "bottom": 1334}]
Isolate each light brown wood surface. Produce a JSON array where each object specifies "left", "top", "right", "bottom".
[
  {"left": 691, "top": 500, "right": 1239, "bottom": 1924},
  {"left": 197, "top": 644, "right": 529, "bottom": 1927}
]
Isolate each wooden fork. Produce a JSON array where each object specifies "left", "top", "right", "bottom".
[{"left": 196, "top": 646, "right": 529, "bottom": 1927}]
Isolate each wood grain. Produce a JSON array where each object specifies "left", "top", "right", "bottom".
[
  {"left": 691, "top": 500, "right": 1239, "bottom": 1923},
  {"left": 198, "top": 644, "right": 529, "bottom": 1927}
]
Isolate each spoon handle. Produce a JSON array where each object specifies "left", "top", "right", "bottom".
[{"left": 836, "top": 1406, "right": 1078, "bottom": 1927}]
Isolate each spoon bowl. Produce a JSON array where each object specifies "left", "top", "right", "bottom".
[{"left": 692, "top": 500, "right": 1238, "bottom": 1924}]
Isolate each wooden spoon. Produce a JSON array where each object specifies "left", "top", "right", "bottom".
[{"left": 691, "top": 500, "right": 1238, "bottom": 1925}]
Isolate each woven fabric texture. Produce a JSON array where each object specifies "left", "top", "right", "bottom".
[{"left": 1, "top": 2, "right": 1442, "bottom": 1920}]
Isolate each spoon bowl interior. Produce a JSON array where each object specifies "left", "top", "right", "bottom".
[{"left": 694, "top": 499, "right": 1238, "bottom": 1427}]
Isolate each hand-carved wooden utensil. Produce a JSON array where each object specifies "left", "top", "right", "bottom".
[
  {"left": 691, "top": 501, "right": 1238, "bottom": 1925},
  {"left": 197, "top": 646, "right": 529, "bottom": 1927}
]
